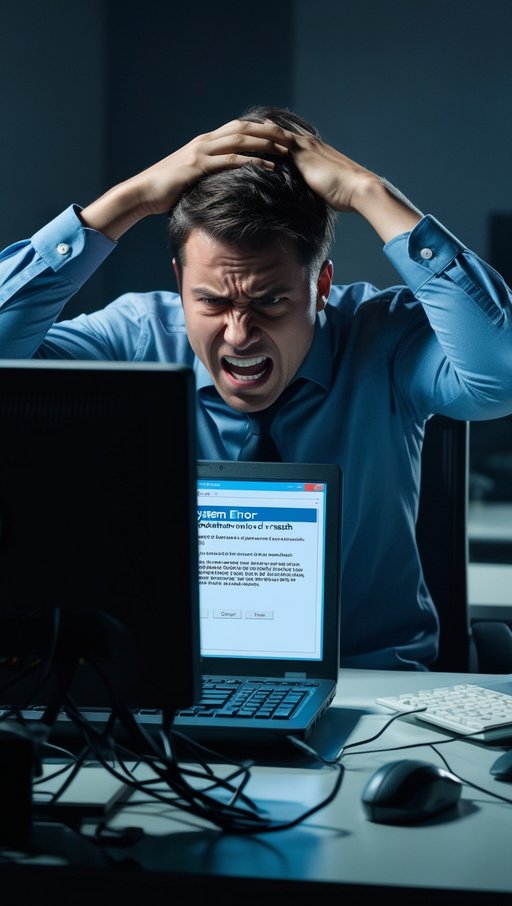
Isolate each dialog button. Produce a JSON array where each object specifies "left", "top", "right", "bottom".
[
  {"left": 245, "top": 610, "right": 274, "bottom": 620},
  {"left": 213, "top": 609, "right": 242, "bottom": 619}
]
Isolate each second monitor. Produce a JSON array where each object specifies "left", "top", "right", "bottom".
[{"left": 0, "top": 360, "right": 201, "bottom": 719}]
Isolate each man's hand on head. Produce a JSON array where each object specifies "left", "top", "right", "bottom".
[
  {"left": 136, "top": 119, "right": 291, "bottom": 217},
  {"left": 80, "top": 119, "right": 289, "bottom": 241},
  {"left": 267, "top": 122, "right": 423, "bottom": 243},
  {"left": 79, "top": 111, "right": 422, "bottom": 246}
]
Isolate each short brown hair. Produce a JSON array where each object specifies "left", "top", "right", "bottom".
[{"left": 168, "top": 105, "right": 337, "bottom": 275}]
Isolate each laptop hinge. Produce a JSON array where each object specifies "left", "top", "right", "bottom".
[{"left": 285, "top": 672, "right": 307, "bottom": 679}]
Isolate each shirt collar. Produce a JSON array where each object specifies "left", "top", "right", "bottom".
[
  {"left": 295, "top": 309, "right": 331, "bottom": 390},
  {"left": 194, "top": 357, "right": 215, "bottom": 392}
]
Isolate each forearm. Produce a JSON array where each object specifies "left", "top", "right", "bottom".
[
  {"left": 80, "top": 169, "right": 172, "bottom": 240},
  {"left": 79, "top": 179, "right": 149, "bottom": 241},
  {"left": 350, "top": 174, "right": 423, "bottom": 244}
]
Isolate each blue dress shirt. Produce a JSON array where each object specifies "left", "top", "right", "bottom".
[{"left": 1, "top": 205, "right": 512, "bottom": 669}]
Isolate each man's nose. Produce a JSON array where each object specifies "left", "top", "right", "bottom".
[{"left": 223, "top": 310, "right": 258, "bottom": 349}]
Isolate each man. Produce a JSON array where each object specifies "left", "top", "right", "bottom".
[{"left": 1, "top": 105, "right": 511, "bottom": 669}]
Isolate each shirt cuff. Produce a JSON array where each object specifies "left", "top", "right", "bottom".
[
  {"left": 31, "top": 204, "right": 116, "bottom": 288},
  {"left": 383, "top": 214, "right": 466, "bottom": 293}
]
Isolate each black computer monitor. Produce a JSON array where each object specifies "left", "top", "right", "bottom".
[{"left": 0, "top": 360, "right": 201, "bottom": 717}]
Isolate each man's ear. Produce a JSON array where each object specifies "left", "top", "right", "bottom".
[
  {"left": 316, "top": 260, "right": 333, "bottom": 311},
  {"left": 172, "top": 258, "right": 181, "bottom": 295}
]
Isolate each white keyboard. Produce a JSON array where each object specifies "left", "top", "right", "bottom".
[{"left": 376, "top": 683, "right": 512, "bottom": 742}]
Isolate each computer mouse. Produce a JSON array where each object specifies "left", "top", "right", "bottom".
[
  {"left": 490, "top": 749, "right": 512, "bottom": 781},
  {"left": 361, "top": 758, "right": 463, "bottom": 824}
]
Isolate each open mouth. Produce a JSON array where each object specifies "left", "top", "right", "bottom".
[{"left": 222, "top": 355, "right": 272, "bottom": 384}]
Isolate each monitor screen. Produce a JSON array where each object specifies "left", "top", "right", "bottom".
[{"left": 0, "top": 360, "right": 201, "bottom": 715}]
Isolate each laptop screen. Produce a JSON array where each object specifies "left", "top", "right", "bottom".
[{"left": 196, "top": 461, "right": 342, "bottom": 678}]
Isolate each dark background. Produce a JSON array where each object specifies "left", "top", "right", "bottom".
[
  {"left": 1, "top": 0, "right": 511, "bottom": 499},
  {"left": 2, "top": 0, "right": 511, "bottom": 310}
]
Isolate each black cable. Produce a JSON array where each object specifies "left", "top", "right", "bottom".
[
  {"left": 54, "top": 694, "right": 347, "bottom": 834},
  {"left": 34, "top": 748, "right": 91, "bottom": 806},
  {"left": 320, "top": 704, "right": 512, "bottom": 810},
  {"left": 287, "top": 706, "right": 430, "bottom": 765},
  {"left": 428, "top": 743, "right": 512, "bottom": 806},
  {"left": 57, "top": 704, "right": 264, "bottom": 824}
]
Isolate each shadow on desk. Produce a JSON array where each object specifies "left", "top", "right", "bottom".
[{"left": 176, "top": 705, "right": 368, "bottom": 768}]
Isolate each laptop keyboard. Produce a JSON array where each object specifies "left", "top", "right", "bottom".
[
  {"left": 176, "top": 678, "right": 317, "bottom": 721},
  {"left": 376, "top": 682, "right": 512, "bottom": 741},
  {"left": 0, "top": 679, "right": 318, "bottom": 728}
]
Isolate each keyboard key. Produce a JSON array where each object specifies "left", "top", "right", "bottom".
[{"left": 376, "top": 683, "right": 512, "bottom": 741}]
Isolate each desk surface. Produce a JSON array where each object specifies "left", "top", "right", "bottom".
[{"left": 4, "top": 669, "right": 512, "bottom": 902}]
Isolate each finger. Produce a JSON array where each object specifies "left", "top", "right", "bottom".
[
  {"left": 202, "top": 132, "right": 289, "bottom": 161},
  {"left": 209, "top": 118, "right": 288, "bottom": 138},
  {"left": 199, "top": 152, "right": 278, "bottom": 175},
  {"left": 204, "top": 118, "right": 295, "bottom": 151}
]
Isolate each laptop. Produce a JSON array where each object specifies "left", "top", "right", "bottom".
[
  {"left": 2, "top": 460, "right": 342, "bottom": 751},
  {"left": 170, "top": 460, "right": 343, "bottom": 746}
]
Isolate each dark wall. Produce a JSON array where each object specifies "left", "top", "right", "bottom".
[
  {"left": 293, "top": 0, "right": 512, "bottom": 289},
  {"left": 1, "top": 1, "right": 511, "bottom": 518},
  {"left": 102, "top": 0, "right": 294, "bottom": 304},
  {"left": 0, "top": 0, "right": 106, "bottom": 316},
  {"left": 0, "top": 0, "right": 510, "bottom": 305},
  {"left": 0, "top": 0, "right": 294, "bottom": 317}
]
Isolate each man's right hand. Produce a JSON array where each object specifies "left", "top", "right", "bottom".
[{"left": 80, "top": 119, "right": 289, "bottom": 240}]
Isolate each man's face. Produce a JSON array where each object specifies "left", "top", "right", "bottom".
[{"left": 175, "top": 229, "right": 332, "bottom": 413}]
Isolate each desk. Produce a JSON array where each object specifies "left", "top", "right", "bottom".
[{"left": 3, "top": 669, "right": 512, "bottom": 904}]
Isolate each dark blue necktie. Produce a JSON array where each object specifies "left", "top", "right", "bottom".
[
  {"left": 237, "top": 380, "right": 306, "bottom": 462},
  {"left": 238, "top": 409, "right": 281, "bottom": 462}
]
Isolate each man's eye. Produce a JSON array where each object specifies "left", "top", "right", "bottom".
[{"left": 256, "top": 296, "right": 283, "bottom": 306}]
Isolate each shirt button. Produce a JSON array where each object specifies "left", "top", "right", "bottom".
[
  {"left": 420, "top": 247, "right": 434, "bottom": 260},
  {"left": 56, "top": 242, "right": 70, "bottom": 256}
]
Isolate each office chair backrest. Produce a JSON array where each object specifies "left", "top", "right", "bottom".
[{"left": 416, "top": 414, "right": 472, "bottom": 672}]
